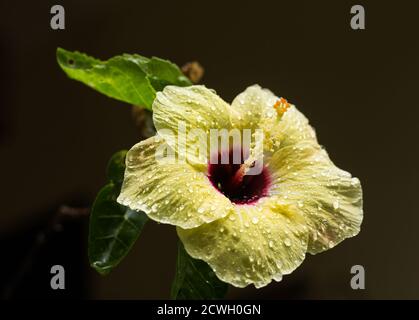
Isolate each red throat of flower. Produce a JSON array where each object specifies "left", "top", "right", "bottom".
[{"left": 208, "top": 148, "right": 271, "bottom": 205}]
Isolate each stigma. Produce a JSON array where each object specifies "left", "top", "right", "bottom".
[{"left": 273, "top": 97, "right": 290, "bottom": 117}]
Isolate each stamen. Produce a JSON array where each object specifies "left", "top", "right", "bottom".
[
  {"left": 208, "top": 149, "right": 271, "bottom": 205},
  {"left": 230, "top": 161, "right": 252, "bottom": 189},
  {"left": 273, "top": 97, "right": 290, "bottom": 117}
]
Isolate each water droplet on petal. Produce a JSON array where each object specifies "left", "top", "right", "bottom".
[
  {"left": 333, "top": 200, "right": 340, "bottom": 210},
  {"left": 252, "top": 217, "right": 259, "bottom": 224},
  {"left": 284, "top": 238, "right": 291, "bottom": 247}
]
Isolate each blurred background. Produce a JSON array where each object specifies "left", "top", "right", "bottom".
[{"left": 0, "top": 0, "right": 418, "bottom": 299}]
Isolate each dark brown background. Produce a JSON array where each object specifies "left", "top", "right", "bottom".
[{"left": 0, "top": 0, "right": 418, "bottom": 299}]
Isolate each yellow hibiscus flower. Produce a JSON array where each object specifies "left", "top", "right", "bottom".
[{"left": 117, "top": 85, "right": 363, "bottom": 288}]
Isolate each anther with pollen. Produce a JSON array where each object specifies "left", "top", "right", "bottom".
[{"left": 273, "top": 97, "right": 290, "bottom": 117}]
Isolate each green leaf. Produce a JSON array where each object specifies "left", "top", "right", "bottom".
[
  {"left": 88, "top": 183, "right": 148, "bottom": 275},
  {"left": 171, "top": 242, "right": 228, "bottom": 300},
  {"left": 57, "top": 48, "right": 155, "bottom": 108},
  {"left": 106, "top": 150, "right": 128, "bottom": 186},
  {"left": 129, "top": 55, "right": 192, "bottom": 91},
  {"left": 88, "top": 151, "right": 148, "bottom": 275},
  {"left": 57, "top": 48, "right": 191, "bottom": 109}
]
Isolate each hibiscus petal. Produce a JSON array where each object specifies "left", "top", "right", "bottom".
[
  {"left": 232, "top": 85, "right": 363, "bottom": 254},
  {"left": 177, "top": 199, "right": 309, "bottom": 288},
  {"left": 152, "top": 85, "right": 233, "bottom": 167},
  {"left": 231, "top": 85, "right": 317, "bottom": 153},
  {"left": 230, "top": 85, "right": 274, "bottom": 130},
  {"left": 117, "top": 136, "right": 234, "bottom": 229},
  {"left": 267, "top": 142, "right": 363, "bottom": 254}
]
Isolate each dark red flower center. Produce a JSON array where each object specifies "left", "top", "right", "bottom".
[{"left": 207, "top": 149, "right": 271, "bottom": 205}]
